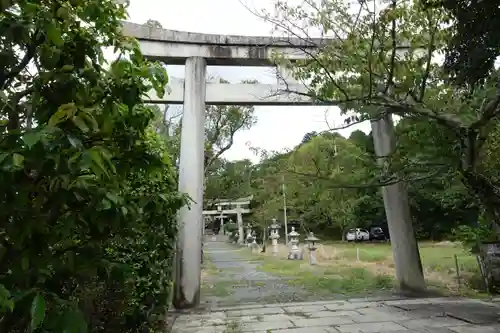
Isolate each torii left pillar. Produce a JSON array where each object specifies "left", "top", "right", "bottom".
[{"left": 172, "top": 57, "right": 207, "bottom": 309}]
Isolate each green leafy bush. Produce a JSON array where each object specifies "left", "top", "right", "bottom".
[
  {"left": 0, "top": 0, "right": 183, "bottom": 332},
  {"left": 452, "top": 213, "right": 499, "bottom": 253}
]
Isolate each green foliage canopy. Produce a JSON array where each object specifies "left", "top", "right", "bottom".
[
  {"left": 262, "top": 0, "right": 500, "bottom": 228},
  {"left": 0, "top": 0, "right": 184, "bottom": 332}
]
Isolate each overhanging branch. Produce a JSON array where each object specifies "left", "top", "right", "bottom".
[{"left": 286, "top": 166, "right": 448, "bottom": 189}]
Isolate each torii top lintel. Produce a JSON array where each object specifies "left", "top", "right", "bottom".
[{"left": 120, "top": 21, "right": 330, "bottom": 66}]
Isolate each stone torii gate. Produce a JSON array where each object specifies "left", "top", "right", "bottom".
[
  {"left": 122, "top": 22, "right": 321, "bottom": 310},
  {"left": 203, "top": 196, "right": 253, "bottom": 241},
  {"left": 121, "top": 22, "right": 424, "bottom": 309}
]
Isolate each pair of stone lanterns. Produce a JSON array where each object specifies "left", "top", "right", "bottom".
[{"left": 268, "top": 218, "right": 320, "bottom": 265}]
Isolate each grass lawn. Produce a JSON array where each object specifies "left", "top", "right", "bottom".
[{"left": 242, "top": 241, "right": 484, "bottom": 297}]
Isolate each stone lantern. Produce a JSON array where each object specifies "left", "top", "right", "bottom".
[
  {"left": 246, "top": 225, "right": 254, "bottom": 247},
  {"left": 305, "top": 232, "right": 320, "bottom": 265},
  {"left": 288, "top": 227, "right": 301, "bottom": 260},
  {"left": 269, "top": 219, "right": 280, "bottom": 256},
  {"left": 251, "top": 230, "right": 259, "bottom": 253}
]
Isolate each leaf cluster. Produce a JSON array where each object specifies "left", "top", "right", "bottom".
[{"left": 0, "top": 1, "right": 183, "bottom": 332}]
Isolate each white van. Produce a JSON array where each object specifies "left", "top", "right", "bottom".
[{"left": 346, "top": 228, "right": 370, "bottom": 242}]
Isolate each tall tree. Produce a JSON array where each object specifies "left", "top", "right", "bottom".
[
  {"left": 204, "top": 159, "right": 254, "bottom": 200},
  {"left": 149, "top": 104, "right": 182, "bottom": 159},
  {"left": 152, "top": 90, "right": 256, "bottom": 173},
  {"left": 207, "top": 123, "right": 474, "bottom": 241},
  {"left": 164, "top": 102, "right": 256, "bottom": 175},
  {"left": 349, "top": 130, "right": 374, "bottom": 155},
  {"left": 204, "top": 103, "right": 256, "bottom": 171},
  {"left": 423, "top": 0, "right": 500, "bottom": 86},
  {"left": 301, "top": 131, "right": 318, "bottom": 144},
  {"left": 260, "top": 0, "right": 500, "bottom": 228}
]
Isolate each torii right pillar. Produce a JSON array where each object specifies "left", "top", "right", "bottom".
[{"left": 371, "top": 113, "right": 426, "bottom": 293}]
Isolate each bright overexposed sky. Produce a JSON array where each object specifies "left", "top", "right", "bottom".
[{"left": 126, "top": 0, "right": 371, "bottom": 162}]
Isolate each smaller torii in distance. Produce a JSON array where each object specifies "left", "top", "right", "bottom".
[{"left": 203, "top": 195, "right": 252, "bottom": 244}]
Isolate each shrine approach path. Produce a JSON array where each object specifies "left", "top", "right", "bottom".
[{"left": 201, "top": 234, "right": 338, "bottom": 308}]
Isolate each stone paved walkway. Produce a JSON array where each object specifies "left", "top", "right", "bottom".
[
  {"left": 201, "top": 235, "right": 411, "bottom": 307},
  {"left": 171, "top": 297, "right": 500, "bottom": 333},
  {"left": 201, "top": 235, "right": 313, "bottom": 307},
  {"left": 192, "top": 236, "right": 500, "bottom": 332}
]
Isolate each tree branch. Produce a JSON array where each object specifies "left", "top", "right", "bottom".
[
  {"left": 205, "top": 106, "right": 253, "bottom": 171},
  {"left": 419, "top": 12, "right": 439, "bottom": 102},
  {"left": 384, "top": 0, "right": 397, "bottom": 94},
  {"left": 286, "top": 166, "right": 447, "bottom": 189},
  {"left": 5, "top": 88, "right": 34, "bottom": 131},
  {"left": 377, "top": 95, "right": 464, "bottom": 129},
  {"left": 1, "top": 30, "right": 41, "bottom": 90},
  {"left": 470, "top": 86, "right": 500, "bottom": 130}
]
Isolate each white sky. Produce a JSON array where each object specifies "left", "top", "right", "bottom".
[{"left": 126, "top": 0, "right": 371, "bottom": 162}]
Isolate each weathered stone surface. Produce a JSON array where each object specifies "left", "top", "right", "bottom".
[
  {"left": 146, "top": 80, "right": 317, "bottom": 106},
  {"left": 241, "top": 319, "right": 295, "bottom": 331},
  {"left": 401, "top": 317, "right": 467, "bottom": 330},
  {"left": 285, "top": 304, "right": 328, "bottom": 313},
  {"left": 122, "top": 21, "right": 323, "bottom": 48},
  {"left": 226, "top": 306, "right": 285, "bottom": 317},
  {"left": 348, "top": 296, "right": 401, "bottom": 303},
  {"left": 386, "top": 330, "right": 453, "bottom": 333},
  {"left": 352, "top": 307, "right": 413, "bottom": 322},
  {"left": 370, "top": 304, "right": 446, "bottom": 321},
  {"left": 383, "top": 298, "right": 437, "bottom": 306},
  {"left": 448, "top": 324, "right": 500, "bottom": 333},
  {"left": 406, "top": 309, "right": 449, "bottom": 320},
  {"left": 169, "top": 298, "right": 500, "bottom": 333},
  {"left": 169, "top": 238, "right": 500, "bottom": 333},
  {"left": 285, "top": 300, "right": 353, "bottom": 307},
  {"left": 324, "top": 301, "right": 376, "bottom": 311},
  {"left": 389, "top": 299, "right": 500, "bottom": 325},
  {"left": 335, "top": 321, "right": 409, "bottom": 332},
  {"left": 254, "top": 328, "right": 336, "bottom": 333},
  {"left": 254, "top": 313, "right": 295, "bottom": 322},
  {"left": 308, "top": 310, "right": 360, "bottom": 318},
  {"left": 293, "top": 316, "right": 355, "bottom": 327},
  {"left": 418, "top": 328, "right": 458, "bottom": 333}
]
